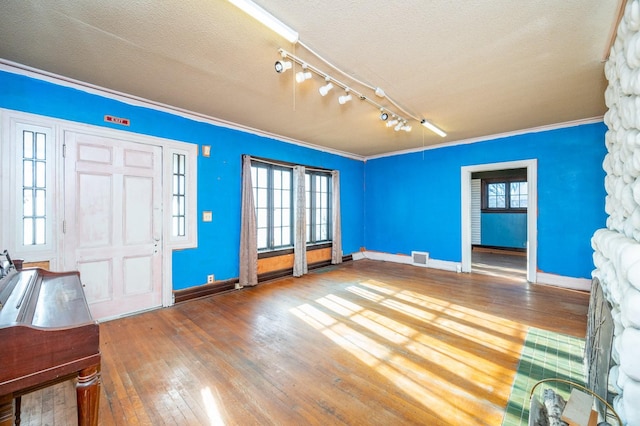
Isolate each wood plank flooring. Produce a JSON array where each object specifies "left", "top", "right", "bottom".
[
  {"left": 472, "top": 251, "right": 527, "bottom": 281},
  {"left": 19, "top": 259, "right": 590, "bottom": 425}
]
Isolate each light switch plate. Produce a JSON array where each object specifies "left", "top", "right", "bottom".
[{"left": 202, "top": 211, "right": 212, "bottom": 222}]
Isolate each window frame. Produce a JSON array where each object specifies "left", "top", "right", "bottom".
[
  {"left": 305, "top": 170, "right": 332, "bottom": 245},
  {"left": 481, "top": 177, "right": 528, "bottom": 213},
  {"left": 165, "top": 145, "right": 198, "bottom": 249},
  {"left": 11, "top": 121, "right": 56, "bottom": 258},
  {"left": 251, "top": 160, "right": 294, "bottom": 253}
]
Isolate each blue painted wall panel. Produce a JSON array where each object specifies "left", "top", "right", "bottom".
[
  {"left": 0, "top": 70, "right": 608, "bottom": 282},
  {"left": 0, "top": 70, "right": 364, "bottom": 290},
  {"left": 480, "top": 213, "right": 527, "bottom": 248},
  {"left": 364, "top": 123, "right": 607, "bottom": 279}
]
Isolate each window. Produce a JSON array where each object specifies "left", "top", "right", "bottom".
[
  {"left": 165, "top": 144, "right": 198, "bottom": 250},
  {"left": 11, "top": 122, "right": 55, "bottom": 255},
  {"left": 306, "top": 171, "right": 331, "bottom": 244},
  {"left": 509, "top": 181, "right": 528, "bottom": 208},
  {"left": 482, "top": 178, "right": 527, "bottom": 212},
  {"left": 22, "top": 130, "right": 47, "bottom": 245},
  {"left": 171, "top": 153, "right": 186, "bottom": 237},
  {"left": 251, "top": 162, "right": 293, "bottom": 251},
  {"left": 487, "top": 182, "right": 506, "bottom": 209}
]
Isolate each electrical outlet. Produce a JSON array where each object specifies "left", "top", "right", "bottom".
[{"left": 207, "top": 274, "right": 214, "bottom": 284}]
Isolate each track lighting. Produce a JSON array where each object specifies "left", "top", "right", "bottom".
[
  {"left": 295, "top": 66, "right": 312, "bottom": 83},
  {"left": 274, "top": 60, "right": 292, "bottom": 73},
  {"left": 420, "top": 119, "right": 447, "bottom": 137},
  {"left": 273, "top": 47, "right": 446, "bottom": 138},
  {"left": 231, "top": 0, "right": 447, "bottom": 139},
  {"left": 338, "top": 91, "right": 352, "bottom": 105},
  {"left": 319, "top": 81, "right": 334, "bottom": 96}
]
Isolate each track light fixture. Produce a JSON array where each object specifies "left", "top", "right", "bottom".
[
  {"left": 230, "top": 0, "right": 446, "bottom": 138},
  {"left": 319, "top": 80, "right": 334, "bottom": 96},
  {"left": 273, "top": 47, "right": 447, "bottom": 137},
  {"left": 338, "top": 91, "right": 352, "bottom": 105},
  {"left": 295, "top": 65, "right": 312, "bottom": 83},
  {"left": 274, "top": 60, "right": 292, "bottom": 73}
]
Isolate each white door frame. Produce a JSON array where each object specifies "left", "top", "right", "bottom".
[
  {"left": 460, "top": 159, "right": 537, "bottom": 282},
  {"left": 1, "top": 109, "right": 198, "bottom": 316}
]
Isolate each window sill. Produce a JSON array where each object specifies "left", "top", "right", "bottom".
[
  {"left": 481, "top": 208, "right": 527, "bottom": 214},
  {"left": 257, "top": 242, "right": 332, "bottom": 259}
]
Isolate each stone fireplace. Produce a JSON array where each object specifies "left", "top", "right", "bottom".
[{"left": 592, "top": 1, "right": 640, "bottom": 424}]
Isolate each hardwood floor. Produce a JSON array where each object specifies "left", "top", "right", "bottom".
[
  {"left": 471, "top": 250, "right": 527, "bottom": 281},
  {"left": 19, "top": 259, "right": 589, "bottom": 425}
]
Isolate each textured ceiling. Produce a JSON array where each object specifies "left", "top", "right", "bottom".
[{"left": 0, "top": 0, "right": 624, "bottom": 157}]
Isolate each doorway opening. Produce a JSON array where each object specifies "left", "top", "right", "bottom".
[
  {"left": 470, "top": 168, "right": 527, "bottom": 281},
  {"left": 461, "top": 159, "right": 537, "bottom": 283}
]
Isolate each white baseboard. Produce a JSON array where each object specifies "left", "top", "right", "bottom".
[
  {"left": 352, "top": 251, "right": 590, "bottom": 290},
  {"left": 536, "top": 272, "right": 591, "bottom": 291},
  {"left": 352, "top": 252, "right": 366, "bottom": 261},
  {"left": 352, "top": 251, "right": 461, "bottom": 273}
]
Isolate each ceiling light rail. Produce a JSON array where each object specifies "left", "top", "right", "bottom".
[
  {"left": 228, "top": 0, "right": 445, "bottom": 136},
  {"left": 276, "top": 48, "right": 414, "bottom": 132}
]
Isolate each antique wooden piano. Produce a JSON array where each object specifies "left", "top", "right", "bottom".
[{"left": 0, "top": 251, "right": 100, "bottom": 425}]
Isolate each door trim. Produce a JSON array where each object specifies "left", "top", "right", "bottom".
[
  {"left": 461, "top": 159, "right": 537, "bottom": 282},
  {"left": 1, "top": 108, "right": 198, "bottom": 313}
]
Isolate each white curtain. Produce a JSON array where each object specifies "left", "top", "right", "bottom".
[
  {"left": 293, "top": 166, "right": 308, "bottom": 277},
  {"left": 239, "top": 155, "right": 258, "bottom": 287},
  {"left": 331, "top": 169, "right": 342, "bottom": 264}
]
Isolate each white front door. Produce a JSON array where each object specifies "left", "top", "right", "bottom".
[{"left": 63, "top": 131, "right": 163, "bottom": 320}]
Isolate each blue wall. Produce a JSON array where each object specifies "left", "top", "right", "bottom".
[
  {"left": 0, "top": 70, "right": 364, "bottom": 290},
  {"left": 0, "top": 69, "right": 608, "bottom": 282},
  {"left": 481, "top": 212, "right": 527, "bottom": 249},
  {"left": 364, "top": 123, "right": 608, "bottom": 279}
]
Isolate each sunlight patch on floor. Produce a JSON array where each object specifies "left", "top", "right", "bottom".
[
  {"left": 290, "top": 273, "right": 531, "bottom": 424},
  {"left": 201, "top": 386, "right": 226, "bottom": 426}
]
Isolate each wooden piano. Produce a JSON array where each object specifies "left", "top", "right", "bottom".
[{"left": 0, "top": 251, "right": 100, "bottom": 426}]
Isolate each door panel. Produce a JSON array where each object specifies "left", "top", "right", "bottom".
[{"left": 64, "top": 131, "right": 162, "bottom": 320}]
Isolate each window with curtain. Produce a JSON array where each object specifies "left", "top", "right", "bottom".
[
  {"left": 249, "top": 159, "right": 334, "bottom": 253},
  {"left": 305, "top": 171, "right": 332, "bottom": 244},
  {"left": 251, "top": 161, "right": 293, "bottom": 251}
]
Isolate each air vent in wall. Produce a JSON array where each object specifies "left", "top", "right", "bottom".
[{"left": 411, "top": 251, "right": 429, "bottom": 267}]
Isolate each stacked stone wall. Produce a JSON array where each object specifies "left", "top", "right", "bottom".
[{"left": 594, "top": 1, "right": 640, "bottom": 424}]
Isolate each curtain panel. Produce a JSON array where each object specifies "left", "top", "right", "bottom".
[
  {"left": 293, "top": 166, "right": 308, "bottom": 277},
  {"left": 239, "top": 155, "right": 258, "bottom": 286},
  {"left": 331, "top": 169, "right": 342, "bottom": 264}
]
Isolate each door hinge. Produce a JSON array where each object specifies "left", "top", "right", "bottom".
[
  {"left": 62, "top": 220, "right": 66, "bottom": 234},
  {"left": 62, "top": 143, "right": 66, "bottom": 158}
]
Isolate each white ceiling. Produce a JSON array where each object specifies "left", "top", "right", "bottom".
[{"left": 0, "top": 0, "right": 624, "bottom": 157}]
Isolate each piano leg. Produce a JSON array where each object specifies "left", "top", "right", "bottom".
[
  {"left": 0, "top": 394, "right": 13, "bottom": 426},
  {"left": 76, "top": 365, "right": 100, "bottom": 426},
  {"left": 14, "top": 396, "right": 20, "bottom": 426}
]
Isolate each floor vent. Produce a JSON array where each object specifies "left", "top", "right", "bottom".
[{"left": 411, "top": 251, "right": 429, "bottom": 267}]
